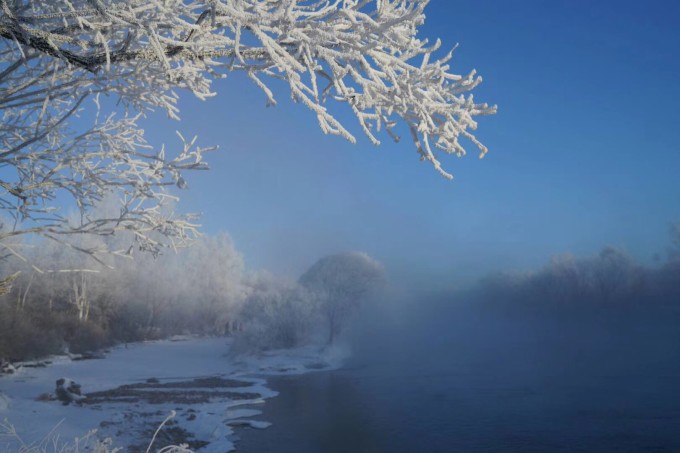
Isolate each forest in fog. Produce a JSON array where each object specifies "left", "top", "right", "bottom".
[
  {"left": 0, "top": 214, "right": 385, "bottom": 362},
  {"left": 2, "top": 220, "right": 678, "bottom": 364},
  {"left": 475, "top": 224, "right": 680, "bottom": 313}
]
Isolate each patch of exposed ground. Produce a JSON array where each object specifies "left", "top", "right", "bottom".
[
  {"left": 69, "top": 376, "right": 263, "bottom": 450},
  {"left": 83, "top": 377, "right": 258, "bottom": 405}
]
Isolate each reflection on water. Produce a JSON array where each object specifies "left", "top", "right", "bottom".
[{"left": 238, "top": 300, "right": 680, "bottom": 452}]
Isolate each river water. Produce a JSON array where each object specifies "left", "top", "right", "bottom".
[{"left": 238, "top": 299, "right": 680, "bottom": 452}]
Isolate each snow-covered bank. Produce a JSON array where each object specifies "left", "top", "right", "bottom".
[{"left": 0, "top": 337, "right": 345, "bottom": 452}]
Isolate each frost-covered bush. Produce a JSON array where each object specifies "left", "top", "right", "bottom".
[
  {"left": 0, "top": 309, "right": 62, "bottom": 361},
  {"left": 106, "top": 301, "right": 149, "bottom": 343},
  {"left": 60, "top": 318, "right": 111, "bottom": 354},
  {"left": 0, "top": 308, "right": 115, "bottom": 361},
  {"left": 233, "top": 274, "right": 319, "bottom": 353}
]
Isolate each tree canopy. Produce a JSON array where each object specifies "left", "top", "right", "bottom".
[
  {"left": 0, "top": 0, "right": 495, "bottom": 281},
  {"left": 300, "top": 251, "right": 385, "bottom": 344}
]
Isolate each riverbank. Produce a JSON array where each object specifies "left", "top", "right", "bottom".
[{"left": 0, "top": 336, "right": 346, "bottom": 451}]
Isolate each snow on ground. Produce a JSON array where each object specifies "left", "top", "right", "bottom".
[
  {"left": 0, "top": 337, "right": 344, "bottom": 452},
  {"left": 0, "top": 393, "right": 8, "bottom": 412}
]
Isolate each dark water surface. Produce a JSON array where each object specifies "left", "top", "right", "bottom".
[{"left": 237, "top": 301, "right": 680, "bottom": 452}]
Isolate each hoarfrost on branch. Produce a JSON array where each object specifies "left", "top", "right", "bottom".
[{"left": 0, "top": 0, "right": 495, "bottom": 269}]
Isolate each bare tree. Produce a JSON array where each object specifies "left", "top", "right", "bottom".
[{"left": 0, "top": 0, "right": 495, "bottom": 289}]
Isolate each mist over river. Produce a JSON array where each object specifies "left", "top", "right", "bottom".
[{"left": 238, "top": 296, "right": 680, "bottom": 452}]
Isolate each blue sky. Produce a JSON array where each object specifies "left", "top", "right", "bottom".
[{"left": 143, "top": 1, "right": 680, "bottom": 288}]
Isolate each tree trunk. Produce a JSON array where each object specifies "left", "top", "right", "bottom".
[
  {"left": 72, "top": 273, "right": 89, "bottom": 321},
  {"left": 327, "top": 315, "right": 336, "bottom": 345}
]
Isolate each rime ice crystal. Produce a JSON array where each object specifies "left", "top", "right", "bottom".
[{"left": 0, "top": 0, "right": 495, "bottom": 268}]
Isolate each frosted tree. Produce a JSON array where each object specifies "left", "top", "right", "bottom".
[
  {"left": 300, "top": 251, "right": 385, "bottom": 344},
  {"left": 0, "top": 0, "right": 496, "bottom": 289},
  {"left": 234, "top": 272, "right": 319, "bottom": 352}
]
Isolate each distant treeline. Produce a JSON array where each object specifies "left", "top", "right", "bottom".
[
  {"left": 3, "top": 221, "right": 678, "bottom": 362},
  {"left": 476, "top": 227, "right": 680, "bottom": 313}
]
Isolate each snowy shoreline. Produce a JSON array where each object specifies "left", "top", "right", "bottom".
[{"left": 0, "top": 336, "right": 347, "bottom": 452}]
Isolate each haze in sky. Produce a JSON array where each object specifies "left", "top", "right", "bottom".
[{"left": 141, "top": 0, "right": 680, "bottom": 288}]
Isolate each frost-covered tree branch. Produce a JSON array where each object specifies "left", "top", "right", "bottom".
[{"left": 0, "top": 0, "right": 495, "bottom": 287}]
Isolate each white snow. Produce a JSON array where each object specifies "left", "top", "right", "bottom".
[
  {"left": 0, "top": 392, "right": 9, "bottom": 411},
  {"left": 0, "top": 337, "right": 343, "bottom": 451}
]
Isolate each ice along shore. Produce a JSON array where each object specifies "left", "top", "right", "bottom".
[{"left": 0, "top": 336, "right": 347, "bottom": 451}]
